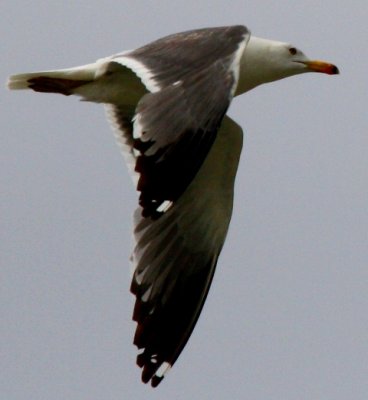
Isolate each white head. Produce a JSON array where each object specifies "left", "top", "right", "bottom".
[{"left": 235, "top": 35, "right": 339, "bottom": 95}]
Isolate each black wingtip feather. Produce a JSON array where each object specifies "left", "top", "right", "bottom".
[{"left": 151, "top": 375, "right": 164, "bottom": 387}]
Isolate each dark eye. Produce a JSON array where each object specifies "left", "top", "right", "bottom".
[{"left": 289, "top": 47, "right": 297, "bottom": 55}]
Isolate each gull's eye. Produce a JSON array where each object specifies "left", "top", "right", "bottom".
[{"left": 289, "top": 47, "right": 297, "bottom": 55}]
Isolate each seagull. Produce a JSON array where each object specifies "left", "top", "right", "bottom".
[{"left": 7, "top": 25, "right": 339, "bottom": 387}]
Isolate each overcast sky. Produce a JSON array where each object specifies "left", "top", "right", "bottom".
[{"left": 2, "top": 1, "right": 367, "bottom": 399}]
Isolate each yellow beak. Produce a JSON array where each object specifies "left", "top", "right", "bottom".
[{"left": 303, "top": 60, "right": 339, "bottom": 75}]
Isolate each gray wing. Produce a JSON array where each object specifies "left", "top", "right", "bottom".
[
  {"left": 130, "top": 116, "right": 243, "bottom": 386},
  {"left": 111, "top": 25, "right": 249, "bottom": 218},
  {"left": 128, "top": 25, "right": 249, "bottom": 87},
  {"left": 132, "top": 65, "right": 234, "bottom": 218},
  {"left": 105, "top": 26, "right": 249, "bottom": 387}
]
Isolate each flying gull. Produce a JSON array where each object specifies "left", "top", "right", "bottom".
[{"left": 7, "top": 25, "right": 339, "bottom": 387}]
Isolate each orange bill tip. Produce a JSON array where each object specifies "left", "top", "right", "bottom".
[{"left": 304, "top": 60, "right": 339, "bottom": 75}]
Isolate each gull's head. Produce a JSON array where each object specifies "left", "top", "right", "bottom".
[{"left": 236, "top": 36, "right": 339, "bottom": 95}]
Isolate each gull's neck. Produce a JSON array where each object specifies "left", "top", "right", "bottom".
[{"left": 235, "top": 36, "right": 290, "bottom": 96}]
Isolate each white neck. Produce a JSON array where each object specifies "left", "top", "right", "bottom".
[{"left": 235, "top": 36, "right": 299, "bottom": 96}]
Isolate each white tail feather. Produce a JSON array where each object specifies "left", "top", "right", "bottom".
[
  {"left": 7, "top": 63, "right": 100, "bottom": 91},
  {"left": 6, "top": 57, "right": 146, "bottom": 105}
]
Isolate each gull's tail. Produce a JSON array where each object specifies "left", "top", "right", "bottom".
[{"left": 7, "top": 63, "right": 99, "bottom": 96}]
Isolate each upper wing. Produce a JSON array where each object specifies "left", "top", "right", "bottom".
[
  {"left": 110, "top": 25, "right": 249, "bottom": 218},
  {"left": 131, "top": 116, "right": 243, "bottom": 386}
]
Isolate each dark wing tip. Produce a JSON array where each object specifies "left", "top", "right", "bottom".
[
  {"left": 151, "top": 375, "right": 164, "bottom": 387},
  {"left": 137, "top": 350, "right": 170, "bottom": 387}
]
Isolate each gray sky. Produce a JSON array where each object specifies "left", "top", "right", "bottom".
[{"left": 2, "top": 1, "right": 367, "bottom": 399}]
